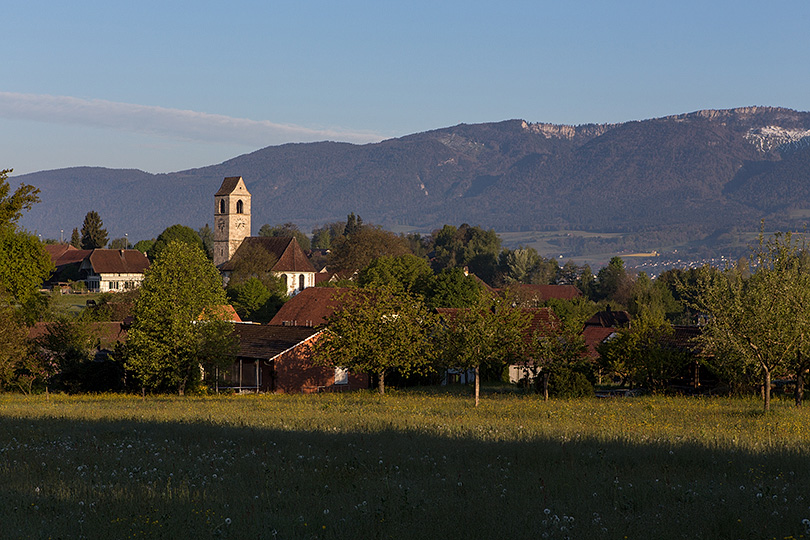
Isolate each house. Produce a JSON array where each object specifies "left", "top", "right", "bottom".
[
  {"left": 221, "top": 323, "right": 368, "bottom": 393},
  {"left": 81, "top": 249, "right": 150, "bottom": 292},
  {"left": 213, "top": 176, "right": 316, "bottom": 295},
  {"left": 220, "top": 287, "right": 369, "bottom": 393},
  {"left": 581, "top": 307, "right": 631, "bottom": 360},
  {"left": 43, "top": 245, "right": 150, "bottom": 292}
]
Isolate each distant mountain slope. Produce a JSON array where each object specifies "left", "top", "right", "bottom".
[{"left": 16, "top": 107, "right": 810, "bottom": 248}]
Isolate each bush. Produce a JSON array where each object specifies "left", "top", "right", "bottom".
[{"left": 549, "top": 367, "right": 595, "bottom": 398}]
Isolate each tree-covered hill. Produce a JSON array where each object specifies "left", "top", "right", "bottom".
[{"left": 15, "top": 107, "right": 810, "bottom": 254}]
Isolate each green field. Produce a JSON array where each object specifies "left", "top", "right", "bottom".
[{"left": 2, "top": 391, "right": 809, "bottom": 539}]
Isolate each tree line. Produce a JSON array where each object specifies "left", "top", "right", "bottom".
[{"left": 3, "top": 169, "right": 809, "bottom": 409}]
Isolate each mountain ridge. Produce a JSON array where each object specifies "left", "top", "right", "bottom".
[{"left": 15, "top": 106, "right": 810, "bottom": 257}]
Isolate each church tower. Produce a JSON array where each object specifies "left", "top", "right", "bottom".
[{"left": 213, "top": 176, "right": 251, "bottom": 267}]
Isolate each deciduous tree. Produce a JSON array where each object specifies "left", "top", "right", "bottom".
[
  {"left": 147, "top": 224, "right": 204, "bottom": 261},
  {"left": 125, "top": 241, "right": 235, "bottom": 395},
  {"left": 693, "top": 232, "right": 810, "bottom": 411},
  {"left": 312, "top": 287, "right": 437, "bottom": 394},
  {"left": 438, "top": 295, "right": 529, "bottom": 405}
]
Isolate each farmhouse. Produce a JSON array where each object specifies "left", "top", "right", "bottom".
[{"left": 43, "top": 244, "right": 150, "bottom": 292}]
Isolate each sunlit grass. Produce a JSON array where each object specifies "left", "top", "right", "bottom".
[{"left": 2, "top": 392, "right": 809, "bottom": 539}]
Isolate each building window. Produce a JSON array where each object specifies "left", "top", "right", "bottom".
[
  {"left": 299, "top": 274, "right": 305, "bottom": 290},
  {"left": 281, "top": 274, "right": 288, "bottom": 290},
  {"left": 334, "top": 367, "right": 349, "bottom": 385},
  {"left": 219, "top": 199, "right": 226, "bottom": 214},
  {"left": 236, "top": 200, "right": 244, "bottom": 214}
]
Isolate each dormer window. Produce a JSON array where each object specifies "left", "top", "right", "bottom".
[{"left": 236, "top": 200, "right": 244, "bottom": 214}]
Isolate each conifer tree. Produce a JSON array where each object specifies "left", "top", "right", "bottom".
[
  {"left": 80, "top": 211, "right": 108, "bottom": 249},
  {"left": 70, "top": 227, "right": 81, "bottom": 248}
]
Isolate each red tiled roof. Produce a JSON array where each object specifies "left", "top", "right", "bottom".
[
  {"left": 268, "top": 287, "right": 354, "bottom": 327},
  {"left": 88, "top": 249, "right": 150, "bottom": 274},
  {"left": 221, "top": 237, "right": 316, "bottom": 273},
  {"left": 201, "top": 305, "right": 242, "bottom": 322},
  {"left": 45, "top": 244, "right": 92, "bottom": 267},
  {"left": 215, "top": 176, "right": 244, "bottom": 196},
  {"left": 233, "top": 324, "right": 321, "bottom": 359},
  {"left": 582, "top": 326, "right": 617, "bottom": 359}
]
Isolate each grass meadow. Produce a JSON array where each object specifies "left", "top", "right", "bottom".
[{"left": 2, "top": 390, "right": 809, "bottom": 540}]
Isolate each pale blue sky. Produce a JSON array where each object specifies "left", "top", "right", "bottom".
[{"left": 3, "top": 0, "right": 810, "bottom": 175}]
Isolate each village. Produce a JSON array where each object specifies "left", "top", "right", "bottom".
[{"left": 15, "top": 175, "right": 800, "bottom": 409}]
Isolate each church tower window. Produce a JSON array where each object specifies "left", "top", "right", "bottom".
[
  {"left": 219, "top": 199, "right": 226, "bottom": 214},
  {"left": 236, "top": 200, "right": 244, "bottom": 214}
]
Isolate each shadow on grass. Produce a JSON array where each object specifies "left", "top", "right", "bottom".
[{"left": 1, "top": 414, "right": 808, "bottom": 540}]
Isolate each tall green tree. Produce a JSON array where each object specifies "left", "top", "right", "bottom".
[
  {"left": 432, "top": 224, "right": 501, "bottom": 284},
  {"left": 70, "top": 227, "right": 81, "bottom": 248},
  {"left": 147, "top": 224, "right": 204, "bottom": 261},
  {"left": 438, "top": 295, "right": 529, "bottom": 406},
  {"left": 311, "top": 287, "right": 437, "bottom": 394},
  {"left": 0, "top": 170, "right": 53, "bottom": 306},
  {"left": 80, "top": 210, "right": 108, "bottom": 249},
  {"left": 125, "top": 241, "right": 236, "bottom": 395}
]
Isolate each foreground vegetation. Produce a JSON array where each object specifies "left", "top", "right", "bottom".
[{"left": 2, "top": 391, "right": 809, "bottom": 539}]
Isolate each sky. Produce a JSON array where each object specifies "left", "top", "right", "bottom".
[{"left": 3, "top": 0, "right": 810, "bottom": 176}]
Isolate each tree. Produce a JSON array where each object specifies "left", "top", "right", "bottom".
[
  {"left": 0, "top": 169, "right": 40, "bottom": 227},
  {"left": 133, "top": 239, "right": 154, "bottom": 254},
  {"left": 197, "top": 224, "right": 214, "bottom": 260},
  {"left": 109, "top": 237, "right": 131, "bottom": 250},
  {"left": 597, "top": 314, "right": 691, "bottom": 392},
  {"left": 693, "top": 232, "right": 810, "bottom": 411},
  {"left": 226, "top": 276, "right": 286, "bottom": 323},
  {"left": 526, "top": 320, "right": 587, "bottom": 400},
  {"left": 422, "top": 267, "right": 484, "bottom": 309},
  {"left": 259, "top": 222, "right": 311, "bottom": 251},
  {"left": 70, "top": 228, "right": 81, "bottom": 248},
  {"left": 0, "top": 228, "right": 54, "bottom": 305},
  {"left": 328, "top": 227, "right": 411, "bottom": 274},
  {"left": 594, "top": 257, "right": 631, "bottom": 304},
  {"left": 124, "top": 241, "right": 236, "bottom": 395},
  {"left": 311, "top": 287, "right": 437, "bottom": 394},
  {"left": 147, "top": 224, "right": 204, "bottom": 261},
  {"left": 438, "top": 295, "right": 529, "bottom": 406},
  {"left": 80, "top": 210, "right": 108, "bottom": 249},
  {"left": 432, "top": 224, "right": 501, "bottom": 284},
  {"left": 226, "top": 241, "right": 284, "bottom": 292},
  {"left": 357, "top": 254, "right": 433, "bottom": 294},
  {"left": 0, "top": 289, "right": 30, "bottom": 391},
  {"left": 311, "top": 221, "right": 346, "bottom": 250}
]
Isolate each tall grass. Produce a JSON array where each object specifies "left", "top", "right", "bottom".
[{"left": 1, "top": 391, "right": 808, "bottom": 539}]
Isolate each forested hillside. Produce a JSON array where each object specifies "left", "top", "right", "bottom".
[{"left": 16, "top": 107, "right": 810, "bottom": 255}]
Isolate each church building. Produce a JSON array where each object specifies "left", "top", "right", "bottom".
[{"left": 213, "top": 176, "right": 315, "bottom": 296}]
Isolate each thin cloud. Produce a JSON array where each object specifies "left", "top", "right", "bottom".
[{"left": 0, "top": 92, "right": 384, "bottom": 146}]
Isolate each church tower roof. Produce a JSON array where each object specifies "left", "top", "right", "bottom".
[{"left": 215, "top": 176, "right": 245, "bottom": 196}]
